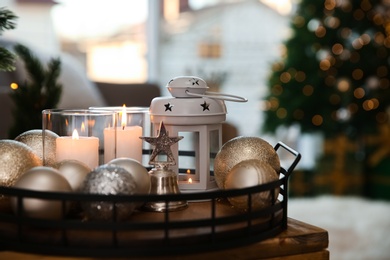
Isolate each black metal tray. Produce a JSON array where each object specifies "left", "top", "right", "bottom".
[{"left": 0, "top": 142, "right": 300, "bottom": 258}]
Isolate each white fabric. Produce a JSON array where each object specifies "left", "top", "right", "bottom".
[
  {"left": 56, "top": 53, "right": 106, "bottom": 109},
  {"left": 289, "top": 196, "right": 390, "bottom": 260}
]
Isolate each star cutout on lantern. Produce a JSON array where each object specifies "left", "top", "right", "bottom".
[
  {"left": 201, "top": 101, "right": 210, "bottom": 111},
  {"left": 164, "top": 103, "right": 173, "bottom": 111},
  {"left": 191, "top": 78, "right": 200, "bottom": 85},
  {"left": 140, "top": 122, "right": 183, "bottom": 166}
]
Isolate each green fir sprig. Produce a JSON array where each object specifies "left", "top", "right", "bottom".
[
  {"left": 8, "top": 44, "right": 62, "bottom": 138},
  {"left": 0, "top": 7, "right": 18, "bottom": 71}
]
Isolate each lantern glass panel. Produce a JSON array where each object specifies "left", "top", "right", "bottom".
[{"left": 178, "top": 131, "right": 199, "bottom": 182}]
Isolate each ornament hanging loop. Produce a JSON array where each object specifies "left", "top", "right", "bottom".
[{"left": 185, "top": 90, "right": 248, "bottom": 102}]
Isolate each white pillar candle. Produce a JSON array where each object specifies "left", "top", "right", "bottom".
[
  {"left": 104, "top": 105, "right": 143, "bottom": 163},
  {"left": 104, "top": 126, "right": 143, "bottom": 163},
  {"left": 56, "top": 129, "right": 99, "bottom": 170}
]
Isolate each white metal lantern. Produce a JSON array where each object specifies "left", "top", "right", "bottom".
[{"left": 149, "top": 76, "right": 247, "bottom": 192}]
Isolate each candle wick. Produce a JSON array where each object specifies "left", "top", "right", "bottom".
[{"left": 122, "top": 125, "right": 125, "bottom": 130}]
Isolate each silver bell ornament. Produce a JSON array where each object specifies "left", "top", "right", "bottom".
[{"left": 140, "top": 122, "right": 187, "bottom": 212}]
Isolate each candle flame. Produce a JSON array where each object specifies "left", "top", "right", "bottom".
[
  {"left": 72, "top": 129, "right": 79, "bottom": 140},
  {"left": 121, "top": 104, "right": 127, "bottom": 129},
  {"left": 81, "top": 122, "right": 86, "bottom": 133},
  {"left": 187, "top": 169, "right": 192, "bottom": 183}
]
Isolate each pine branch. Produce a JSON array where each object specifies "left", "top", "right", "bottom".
[
  {"left": 0, "top": 48, "right": 16, "bottom": 71},
  {"left": 0, "top": 7, "right": 17, "bottom": 32},
  {"left": 13, "top": 44, "right": 45, "bottom": 87},
  {"left": 0, "top": 7, "right": 18, "bottom": 71},
  {"left": 43, "top": 58, "right": 62, "bottom": 108},
  {"left": 8, "top": 44, "right": 62, "bottom": 138}
]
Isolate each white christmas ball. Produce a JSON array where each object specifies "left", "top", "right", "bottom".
[
  {"left": 214, "top": 136, "right": 280, "bottom": 189},
  {"left": 81, "top": 164, "right": 138, "bottom": 221},
  {"left": 224, "top": 159, "right": 279, "bottom": 211},
  {"left": 108, "top": 158, "right": 151, "bottom": 195},
  {"left": 10, "top": 166, "right": 72, "bottom": 219},
  {"left": 56, "top": 160, "right": 91, "bottom": 191}
]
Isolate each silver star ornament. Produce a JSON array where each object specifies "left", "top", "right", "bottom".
[{"left": 140, "top": 122, "right": 183, "bottom": 166}]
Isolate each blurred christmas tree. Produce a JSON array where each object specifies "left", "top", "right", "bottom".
[
  {"left": 264, "top": 0, "right": 389, "bottom": 136},
  {"left": 263, "top": 0, "right": 390, "bottom": 198},
  {"left": 0, "top": 7, "right": 17, "bottom": 71}
]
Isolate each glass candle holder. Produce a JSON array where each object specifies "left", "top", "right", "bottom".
[
  {"left": 89, "top": 106, "right": 150, "bottom": 165},
  {"left": 42, "top": 109, "right": 117, "bottom": 170}
]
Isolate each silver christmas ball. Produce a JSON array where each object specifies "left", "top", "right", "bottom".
[
  {"left": 108, "top": 158, "right": 151, "bottom": 195},
  {"left": 15, "top": 129, "right": 58, "bottom": 167},
  {"left": 0, "top": 140, "right": 42, "bottom": 188},
  {"left": 224, "top": 159, "right": 279, "bottom": 211},
  {"left": 81, "top": 164, "right": 137, "bottom": 221},
  {"left": 10, "top": 166, "right": 72, "bottom": 219},
  {"left": 56, "top": 160, "right": 91, "bottom": 191},
  {"left": 214, "top": 136, "right": 280, "bottom": 189}
]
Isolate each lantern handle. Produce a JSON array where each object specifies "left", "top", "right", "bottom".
[{"left": 185, "top": 90, "right": 248, "bottom": 102}]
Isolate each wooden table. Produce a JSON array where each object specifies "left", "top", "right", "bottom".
[{"left": 0, "top": 218, "right": 329, "bottom": 260}]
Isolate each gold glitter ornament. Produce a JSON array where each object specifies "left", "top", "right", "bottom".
[
  {"left": 15, "top": 129, "right": 58, "bottom": 167},
  {"left": 0, "top": 140, "right": 42, "bottom": 188},
  {"left": 56, "top": 160, "right": 91, "bottom": 191},
  {"left": 224, "top": 159, "right": 279, "bottom": 211},
  {"left": 10, "top": 166, "right": 72, "bottom": 219},
  {"left": 214, "top": 136, "right": 280, "bottom": 189},
  {"left": 81, "top": 164, "right": 138, "bottom": 221}
]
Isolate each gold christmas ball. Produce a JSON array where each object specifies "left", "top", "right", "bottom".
[
  {"left": 0, "top": 140, "right": 42, "bottom": 188},
  {"left": 214, "top": 136, "right": 280, "bottom": 189},
  {"left": 15, "top": 129, "right": 59, "bottom": 167},
  {"left": 10, "top": 166, "right": 72, "bottom": 219},
  {"left": 56, "top": 160, "right": 91, "bottom": 191},
  {"left": 224, "top": 159, "right": 279, "bottom": 211},
  {"left": 108, "top": 158, "right": 151, "bottom": 195}
]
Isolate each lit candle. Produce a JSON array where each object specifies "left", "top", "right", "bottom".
[
  {"left": 186, "top": 169, "right": 193, "bottom": 184},
  {"left": 104, "top": 105, "right": 143, "bottom": 163},
  {"left": 56, "top": 129, "right": 99, "bottom": 169}
]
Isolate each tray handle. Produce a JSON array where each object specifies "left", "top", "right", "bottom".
[{"left": 274, "top": 141, "right": 301, "bottom": 178}]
